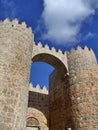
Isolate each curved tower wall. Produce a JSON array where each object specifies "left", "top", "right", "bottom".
[
  {"left": 0, "top": 19, "right": 34, "bottom": 130},
  {"left": 67, "top": 46, "right": 98, "bottom": 130}
]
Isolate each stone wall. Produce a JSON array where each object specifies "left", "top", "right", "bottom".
[
  {"left": 49, "top": 69, "right": 72, "bottom": 130},
  {"left": 0, "top": 19, "right": 34, "bottom": 130},
  {"left": 27, "top": 84, "right": 49, "bottom": 130},
  {"left": 67, "top": 46, "right": 98, "bottom": 130},
  {"left": 27, "top": 108, "right": 48, "bottom": 130}
]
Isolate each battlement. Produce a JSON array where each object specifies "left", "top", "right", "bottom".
[
  {"left": 0, "top": 18, "right": 32, "bottom": 34},
  {"left": 32, "top": 42, "right": 68, "bottom": 71},
  {"left": 67, "top": 45, "right": 97, "bottom": 65},
  {"left": 0, "top": 18, "right": 34, "bottom": 56},
  {"left": 33, "top": 42, "right": 64, "bottom": 55},
  {"left": 67, "top": 45, "right": 94, "bottom": 54},
  {"left": 29, "top": 83, "right": 48, "bottom": 95},
  {"left": 34, "top": 43, "right": 95, "bottom": 56}
]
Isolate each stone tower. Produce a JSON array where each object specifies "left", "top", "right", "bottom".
[
  {"left": 0, "top": 19, "right": 98, "bottom": 130},
  {"left": 67, "top": 46, "right": 98, "bottom": 130},
  {"left": 0, "top": 19, "right": 34, "bottom": 130}
]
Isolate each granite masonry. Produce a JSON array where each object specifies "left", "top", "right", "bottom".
[{"left": 0, "top": 19, "right": 98, "bottom": 130}]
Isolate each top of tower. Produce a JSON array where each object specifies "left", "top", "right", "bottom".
[{"left": 0, "top": 18, "right": 33, "bottom": 34}]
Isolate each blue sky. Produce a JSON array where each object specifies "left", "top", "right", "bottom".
[{"left": 0, "top": 0, "right": 98, "bottom": 89}]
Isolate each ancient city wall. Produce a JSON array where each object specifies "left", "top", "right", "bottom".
[
  {"left": 30, "top": 41, "right": 70, "bottom": 130},
  {"left": 0, "top": 19, "right": 34, "bottom": 130},
  {"left": 67, "top": 46, "right": 98, "bottom": 130},
  {"left": 0, "top": 18, "right": 98, "bottom": 130}
]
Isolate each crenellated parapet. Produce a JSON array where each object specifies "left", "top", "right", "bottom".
[
  {"left": 0, "top": 18, "right": 34, "bottom": 46},
  {"left": 68, "top": 45, "right": 97, "bottom": 59},
  {"left": 33, "top": 42, "right": 66, "bottom": 56},
  {"left": 29, "top": 83, "right": 48, "bottom": 94},
  {"left": 32, "top": 42, "right": 68, "bottom": 73},
  {"left": 0, "top": 18, "right": 32, "bottom": 33},
  {"left": 67, "top": 45, "right": 98, "bottom": 73}
]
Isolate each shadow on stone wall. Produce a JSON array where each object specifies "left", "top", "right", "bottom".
[{"left": 28, "top": 91, "right": 49, "bottom": 121}]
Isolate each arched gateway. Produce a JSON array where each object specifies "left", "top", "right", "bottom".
[
  {"left": 27, "top": 42, "right": 69, "bottom": 130},
  {"left": 32, "top": 43, "right": 68, "bottom": 71}
]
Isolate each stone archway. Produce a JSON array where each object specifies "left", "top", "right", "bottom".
[
  {"left": 32, "top": 43, "right": 68, "bottom": 71},
  {"left": 28, "top": 43, "right": 70, "bottom": 130}
]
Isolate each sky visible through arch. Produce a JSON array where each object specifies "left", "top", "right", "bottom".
[{"left": 0, "top": 0, "right": 98, "bottom": 89}]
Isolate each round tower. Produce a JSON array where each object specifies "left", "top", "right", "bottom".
[
  {"left": 67, "top": 46, "right": 98, "bottom": 130},
  {"left": 0, "top": 19, "right": 34, "bottom": 130}
]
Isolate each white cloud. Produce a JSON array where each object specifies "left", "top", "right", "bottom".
[
  {"left": 83, "top": 32, "right": 95, "bottom": 41},
  {"left": 38, "top": 0, "right": 98, "bottom": 45}
]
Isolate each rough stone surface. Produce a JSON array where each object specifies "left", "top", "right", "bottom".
[
  {"left": 49, "top": 69, "right": 73, "bottom": 130},
  {"left": 27, "top": 84, "right": 49, "bottom": 130},
  {"left": 67, "top": 47, "right": 98, "bottom": 130},
  {"left": 0, "top": 19, "right": 34, "bottom": 130}
]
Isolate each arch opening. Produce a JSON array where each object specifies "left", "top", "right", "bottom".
[
  {"left": 30, "top": 61, "right": 54, "bottom": 89},
  {"left": 32, "top": 53, "right": 67, "bottom": 71},
  {"left": 28, "top": 52, "right": 68, "bottom": 130},
  {"left": 30, "top": 52, "right": 68, "bottom": 89}
]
